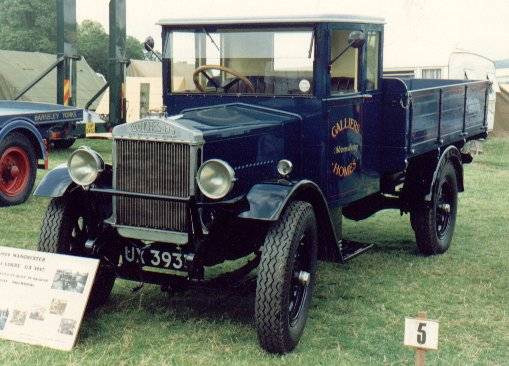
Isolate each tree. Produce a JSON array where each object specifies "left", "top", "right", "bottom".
[
  {"left": 0, "top": 0, "right": 56, "bottom": 53},
  {"left": 126, "top": 36, "right": 144, "bottom": 61},
  {"left": 77, "top": 20, "right": 109, "bottom": 76},
  {"left": 77, "top": 20, "right": 145, "bottom": 77},
  {"left": 0, "top": 0, "right": 145, "bottom": 75}
]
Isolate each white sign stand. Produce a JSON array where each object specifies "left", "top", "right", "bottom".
[{"left": 0, "top": 246, "right": 99, "bottom": 351}]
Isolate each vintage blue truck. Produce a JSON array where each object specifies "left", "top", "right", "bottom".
[
  {"left": 0, "top": 101, "right": 82, "bottom": 206},
  {"left": 34, "top": 14, "right": 489, "bottom": 353}
]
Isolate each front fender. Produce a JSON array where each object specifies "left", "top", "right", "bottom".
[
  {"left": 33, "top": 164, "right": 75, "bottom": 197},
  {"left": 238, "top": 180, "right": 332, "bottom": 222},
  {"left": 238, "top": 180, "right": 341, "bottom": 262},
  {"left": 238, "top": 182, "right": 296, "bottom": 221},
  {"left": 34, "top": 164, "right": 114, "bottom": 198}
]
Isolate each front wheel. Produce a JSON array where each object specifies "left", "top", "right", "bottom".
[
  {"left": 255, "top": 201, "right": 318, "bottom": 354},
  {"left": 411, "top": 161, "right": 458, "bottom": 255},
  {"left": 38, "top": 194, "right": 118, "bottom": 309}
]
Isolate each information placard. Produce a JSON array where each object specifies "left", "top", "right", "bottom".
[{"left": 0, "top": 246, "right": 99, "bottom": 351}]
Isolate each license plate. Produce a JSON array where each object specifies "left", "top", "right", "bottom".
[
  {"left": 122, "top": 244, "right": 187, "bottom": 271},
  {"left": 85, "top": 122, "right": 96, "bottom": 135}
]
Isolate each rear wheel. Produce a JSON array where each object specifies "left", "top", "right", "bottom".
[
  {"left": 38, "top": 194, "right": 118, "bottom": 309},
  {"left": 411, "top": 161, "right": 458, "bottom": 255},
  {"left": 0, "top": 132, "right": 37, "bottom": 206},
  {"left": 255, "top": 201, "right": 318, "bottom": 354}
]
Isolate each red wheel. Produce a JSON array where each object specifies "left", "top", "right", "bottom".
[
  {"left": 0, "top": 147, "right": 30, "bottom": 196},
  {"left": 0, "top": 132, "right": 37, "bottom": 206}
]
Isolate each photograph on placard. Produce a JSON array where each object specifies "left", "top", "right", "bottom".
[
  {"left": 0, "top": 309, "right": 8, "bottom": 330},
  {"left": 49, "top": 299, "right": 68, "bottom": 315},
  {"left": 9, "top": 310, "right": 27, "bottom": 326},
  {"left": 51, "top": 270, "right": 89, "bottom": 294},
  {"left": 29, "top": 307, "right": 46, "bottom": 321},
  {"left": 58, "top": 319, "right": 77, "bottom": 336}
]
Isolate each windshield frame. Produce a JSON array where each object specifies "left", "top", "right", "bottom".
[{"left": 162, "top": 24, "right": 319, "bottom": 98}]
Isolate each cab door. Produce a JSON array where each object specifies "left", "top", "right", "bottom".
[{"left": 324, "top": 26, "right": 381, "bottom": 206}]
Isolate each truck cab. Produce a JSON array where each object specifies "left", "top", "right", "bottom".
[
  {"left": 160, "top": 14, "right": 384, "bottom": 207},
  {"left": 34, "top": 13, "right": 489, "bottom": 354}
]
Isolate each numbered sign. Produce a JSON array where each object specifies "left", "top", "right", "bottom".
[
  {"left": 404, "top": 317, "right": 439, "bottom": 350},
  {"left": 85, "top": 122, "right": 96, "bottom": 136}
]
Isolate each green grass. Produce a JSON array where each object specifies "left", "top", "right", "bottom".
[{"left": 0, "top": 138, "right": 508, "bottom": 365}]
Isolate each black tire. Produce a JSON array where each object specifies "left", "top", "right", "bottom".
[
  {"left": 0, "top": 132, "right": 37, "bottom": 206},
  {"left": 255, "top": 201, "right": 318, "bottom": 354},
  {"left": 52, "top": 138, "right": 76, "bottom": 150},
  {"left": 38, "top": 194, "right": 117, "bottom": 309},
  {"left": 411, "top": 161, "right": 458, "bottom": 255}
]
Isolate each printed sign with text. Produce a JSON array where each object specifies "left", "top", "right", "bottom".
[{"left": 0, "top": 246, "right": 99, "bottom": 351}]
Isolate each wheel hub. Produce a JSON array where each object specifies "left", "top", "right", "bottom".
[
  {"left": 436, "top": 182, "right": 453, "bottom": 238},
  {"left": 294, "top": 270, "right": 311, "bottom": 286},
  {"left": 0, "top": 147, "right": 30, "bottom": 197},
  {"left": 9, "top": 165, "right": 20, "bottom": 179},
  {"left": 288, "top": 236, "right": 313, "bottom": 325},
  {"left": 438, "top": 203, "right": 451, "bottom": 214}
]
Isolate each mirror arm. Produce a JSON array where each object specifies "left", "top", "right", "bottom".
[
  {"left": 145, "top": 44, "right": 162, "bottom": 62},
  {"left": 329, "top": 43, "right": 353, "bottom": 67}
]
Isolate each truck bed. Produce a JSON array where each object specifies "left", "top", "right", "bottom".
[
  {"left": 0, "top": 101, "right": 83, "bottom": 124},
  {"left": 0, "top": 101, "right": 83, "bottom": 146},
  {"left": 380, "top": 78, "right": 490, "bottom": 173}
]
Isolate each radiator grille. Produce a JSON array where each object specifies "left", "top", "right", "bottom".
[{"left": 115, "top": 139, "right": 191, "bottom": 232}]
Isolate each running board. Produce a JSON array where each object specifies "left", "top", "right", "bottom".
[{"left": 339, "top": 240, "right": 374, "bottom": 262}]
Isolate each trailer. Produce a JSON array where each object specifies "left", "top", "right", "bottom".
[
  {"left": 0, "top": 101, "right": 82, "bottom": 205},
  {"left": 34, "top": 13, "right": 489, "bottom": 353}
]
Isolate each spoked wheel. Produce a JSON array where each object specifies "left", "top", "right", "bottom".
[
  {"left": 289, "top": 235, "right": 313, "bottom": 327},
  {"left": 38, "top": 193, "right": 119, "bottom": 309},
  {"left": 411, "top": 161, "right": 458, "bottom": 255},
  {"left": 0, "top": 133, "right": 37, "bottom": 206},
  {"left": 255, "top": 201, "right": 318, "bottom": 354},
  {"left": 436, "top": 180, "right": 454, "bottom": 239}
]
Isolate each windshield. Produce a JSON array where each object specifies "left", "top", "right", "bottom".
[{"left": 165, "top": 27, "right": 315, "bottom": 96}]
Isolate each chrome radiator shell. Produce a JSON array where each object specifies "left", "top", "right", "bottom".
[
  {"left": 109, "top": 117, "right": 204, "bottom": 241},
  {"left": 113, "top": 138, "right": 194, "bottom": 232}
]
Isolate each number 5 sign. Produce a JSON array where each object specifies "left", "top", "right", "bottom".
[{"left": 404, "top": 317, "right": 439, "bottom": 350}]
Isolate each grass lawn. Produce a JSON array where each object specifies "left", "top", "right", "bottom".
[{"left": 0, "top": 138, "right": 507, "bottom": 365}]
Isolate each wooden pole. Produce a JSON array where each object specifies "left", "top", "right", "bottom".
[{"left": 415, "top": 311, "right": 427, "bottom": 366}]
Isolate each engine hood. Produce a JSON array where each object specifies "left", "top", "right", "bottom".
[
  {"left": 112, "top": 103, "right": 302, "bottom": 200},
  {"left": 178, "top": 103, "right": 300, "bottom": 142},
  {"left": 113, "top": 103, "right": 301, "bottom": 144}
]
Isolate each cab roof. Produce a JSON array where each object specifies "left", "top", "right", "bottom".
[{"left": 158, "top": 13, "right": 385, "bottom": 26}]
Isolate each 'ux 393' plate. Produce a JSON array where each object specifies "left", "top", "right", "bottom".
[{"left": 121, "top": 243, "right": 189, "bottom": 272}]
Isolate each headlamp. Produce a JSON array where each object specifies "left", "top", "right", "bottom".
[{"left": 67, "top": 147, "right": 104, "bottom": 186}]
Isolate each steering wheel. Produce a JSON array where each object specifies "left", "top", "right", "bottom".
[{"left": 192, "top": 65, "right": 255, "bottom": 93}]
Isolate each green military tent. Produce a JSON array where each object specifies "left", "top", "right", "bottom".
[
  {"left": 0, "top": 49, "right": 105, "bottom": 109},
  {"left": 126, "top": 59, "right": 161, "bottom": 78}
]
